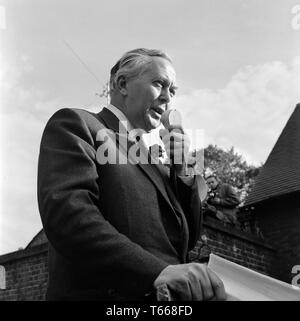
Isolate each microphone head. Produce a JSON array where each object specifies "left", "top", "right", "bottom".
[{"left": 161, "top": 109, "right": 182, "bottom": 130}]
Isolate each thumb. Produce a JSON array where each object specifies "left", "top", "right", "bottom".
[{"left": 159, "top": 128, "right": 169, "bottom": 140}]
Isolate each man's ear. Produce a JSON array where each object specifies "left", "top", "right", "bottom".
[{"left": 115, "top": 75, "right": 128, "bottom": 96}]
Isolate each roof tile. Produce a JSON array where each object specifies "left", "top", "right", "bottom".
[{"left": 244, "top": 104, "right": 300, "bottom": 206}]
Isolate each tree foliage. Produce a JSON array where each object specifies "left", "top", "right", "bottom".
[{"left": 191, "top": 144, "right": 261, "bottom": 206}]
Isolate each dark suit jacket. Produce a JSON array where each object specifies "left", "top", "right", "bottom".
[
  {"left": 37, "top": 107, "right": 202, "bottom": 300},
  {"left": 212, "top": 183, "right": 240, "bottom": 209}
]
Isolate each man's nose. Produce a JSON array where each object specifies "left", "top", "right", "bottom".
[{"left": 159, "top": 88, "right": 172, "bottom": 104}]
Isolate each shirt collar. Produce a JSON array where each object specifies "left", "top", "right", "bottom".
[
  {"left": 105, "top": 104, "right": 148, "bottom": 144},
  {"left": 105, "top": 104, "right": 134, "bottom": 132}
]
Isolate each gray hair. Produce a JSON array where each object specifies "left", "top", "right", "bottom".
[
  {"left": 205, "top": 173, "right": 219, "bottom": 181},
  {"left": 109, "top": 48, "right": 172, "bottom": 94}
]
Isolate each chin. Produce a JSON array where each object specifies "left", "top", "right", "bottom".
[
  {"left": 145, "top": 116, "right": 161, "bottom": 132},
  {"left": 149, "top": 121, "right": 161, "bottom": 131}
]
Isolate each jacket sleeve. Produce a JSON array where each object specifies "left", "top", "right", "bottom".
[
  {"left": 218, "top": 184, "right": 240, "bottom": 208},
  {"left": 37, "top": 108, "right": 168, "bottom": 298}
]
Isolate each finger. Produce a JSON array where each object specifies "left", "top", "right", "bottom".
[
  {"left": 207, "top": 268, "right": 227, "bottom": 301},
  {"left": 159, "top": 128, "right": 169, "bottom": 140},
  {"left": 169, "top": 280, "right": 192, "bottom": 301},
  {"left": 168, "top": 125, "right": 183, "bottom": 133},
  {"left": 160, "top": 136, "right": 181, "bottom": 148},
  {"left": 170, "top": 126, "right": 187, "bottom": 135},
  {"left": 163, "top": 140, "right": 184, "bottom": 151},
  {"left": 166, "top": 136, "right": 190, "bottom": 153},
  {"left": 169, "top": 128, "right": 184, "bottom": 137},
  {"left": 169, "top": 132, "right": 187, "bottom": 142},
  {"left": 161, "top": 131, "right": 185, "bottom": 142},
  {"left": 195, "top": 265, "right": 215, "bottom": 300},
  {"left": 188, "top": 273, "right": 203, "bottom": 301}
]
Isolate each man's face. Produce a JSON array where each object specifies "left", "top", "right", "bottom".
[
  {"left": 123, "top": 57, "right": 177, "bottom": 132},
  {"left": 206, "top": 177, "right": 218, "bottom": 190}
]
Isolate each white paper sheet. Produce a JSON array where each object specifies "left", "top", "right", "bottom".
[{"left": 208, "top": 253, "right": 300, "bottom": 301}]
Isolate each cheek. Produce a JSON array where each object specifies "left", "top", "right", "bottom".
[
  {"left": 144, "top": 86, "right": 160, "bottom": 101},
  {"left": 142, "top": 91, "right": 159, "bottom": 110},
  {"left": 129, "top": 87, "right": 159, "bottom": 115}
]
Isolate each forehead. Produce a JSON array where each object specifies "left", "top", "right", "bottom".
[
  {"left": 142, "top": 57, "right": 176, "bottom": 82},
  {"left": 207, "top": 177, "right": 216, "bottom": 183}
]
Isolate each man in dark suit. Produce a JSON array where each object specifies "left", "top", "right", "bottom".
[
  {"left": 38, "top": 48, "right": 226, "bottom": 301},
  {"left": 204, "top": 174, "right": 240, "bottom": 225}
]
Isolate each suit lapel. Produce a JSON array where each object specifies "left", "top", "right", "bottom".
[
  {"left": 96, "top": 108, "right": 180, "bottom": 217},
  {"left": 153, "top": 164, "right": 185, "bottom": 216},
  {"left": 96, "top": 107, "right": 190, "bottom": 259},
  {"left": 152, "top": 163, "right": 190, "bottom": 260}
]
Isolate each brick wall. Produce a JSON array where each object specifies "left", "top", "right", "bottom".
[
  {"left": 0, "top": 243, "right": 48, "bottom": 301},
  {"left": 256, "top": 193, "right": 300, "bottom": 284},
  {"left": 189, "top": 217, "right": 275, "bottom": 275},
  {"left": 0, "top": 220, "right": 275, "bottom": 301}
]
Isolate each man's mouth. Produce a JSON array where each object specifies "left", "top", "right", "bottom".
[{"left": 151, "top": 106, "right": 165, "bottom": 116}]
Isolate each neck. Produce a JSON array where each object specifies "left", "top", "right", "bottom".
[{"left": 110, "top": 96, "right": 124, "bottom": 112}]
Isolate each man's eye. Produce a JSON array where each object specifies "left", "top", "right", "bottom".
[{"left": 154, "top": 81, "right": 163, "bottom": 87}]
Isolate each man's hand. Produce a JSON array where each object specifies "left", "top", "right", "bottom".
[
  {"left": 153, "top": 263, "right": 227, "bottom": 301},
  {"left": 159, "top": 128, "right": 190, "bottom": 175}
]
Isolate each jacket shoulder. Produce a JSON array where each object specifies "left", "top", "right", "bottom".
[
  {"left": 48, "top": 107, "right": 99, "bottom": 122},
  {"left": 218, "top": 183, "right": 236, "bottom": 196},
  {"left": 45, "top": 107, "right": 105, "bottom": 133}
]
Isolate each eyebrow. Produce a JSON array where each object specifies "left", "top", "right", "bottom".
[{"left": 155, "top": 77, "right": 178, "bottom": 91}]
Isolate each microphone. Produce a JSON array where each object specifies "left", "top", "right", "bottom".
[
  {"left": 161, "top": 109, "right": 183, "bottom": 133},
  {"left": 160, "top": 109, "right": 183, "bottom": 196}
]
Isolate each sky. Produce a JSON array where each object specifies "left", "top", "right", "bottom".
[{"left": 0, "top": 0, "right": 299, "bottom": 255}]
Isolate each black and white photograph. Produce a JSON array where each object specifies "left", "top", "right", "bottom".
[{"left": 0, "top": 0, "right": 300, "bottom": 307}]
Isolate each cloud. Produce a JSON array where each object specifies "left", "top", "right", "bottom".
[
  {"left": 0, "top": 50, "right": 108, "bottom": 254},
  {"left": 0, "top": 111, "right": 44, "bottom": 253},
  {"left": 173, "top": 56, "right": 300, "bottom": 165},
  {"left": 0, "top": 53, "right": 70, "bottom": 254}
]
